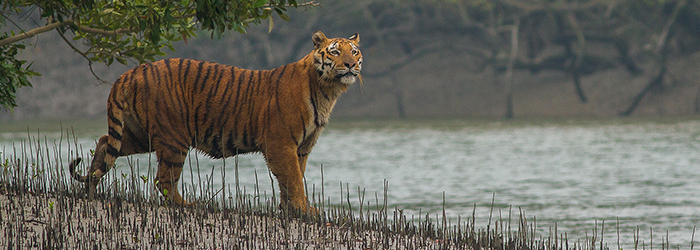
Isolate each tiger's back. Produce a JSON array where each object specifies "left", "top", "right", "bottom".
[
  {"left": 112, "top": 58, "right": 313, "bottom": 158},
  {"left": 69, "top": 31, "right": 363, "bottom": 213}
]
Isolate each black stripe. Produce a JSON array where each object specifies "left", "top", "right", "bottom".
[
  {"left": 149, "top": 63, "right": 169, "bottom": 132},
  {"left": 193, "top": 105, "right": 201, "bottom": 142},
  {"left": 194, "top": 62, "right": 210, "bottom": 93},
  {"left": 274, "top": 65, "right": 289, "bottom": 115},
  {"left": 110, "top": 74, "right": 126, "bottom": 111},
  {"left": 152, "top": 62, "right": 168, "bottom": 111},
  {"left": 124, "top": 128, "right": 148, "bottom": 152},
  {"left": 204, "top": 65, "right": 225, "bottom": 103},
  {"left": 108, "top": 127, "right": 122, "bottom": 141},
  {"left": 212, "top": 67, "right": 236, "bottom": 132},
  {"left": 190, "top": 60, "right": 206, "bottom": 88},
  {"left": 231, "top": 69, "right": 247, "bottom": 143},
  {"left": 99, "top": 162, "right": 108, "bottom": 173},
  {"left": 159, "top": 142, "right": 186, "bottom": 158},
  {"left": 300, "top": 112, "right": 307, "bottom": 140},
  {"left": 309, "top": 86, "right": 320, "bottom": 127},
  {"left": 190, "top": 61, "right": 206, "bottom": 139},
  {"left": 164, "top": 59, "right": 174, "bottom": 86},
  {"left": 164, "top": 62, "right": 185, "bottom": 124},
  {"left": 107, "top": 144, "right": 119, "bottom": 157},
  {"left": 202, "top": 64, "right": 222, "bottom": 93},
  {"left": 247, "top": 70, "right": 263, "bottom": 144},
  {"left": 141, "top": 65, "right": 152, "bottom": 132},
  {"left": 240, "top": 70, "right": 257, "bottom": 146},
  {"left": 210, "top": 134, "right": 223, "bottom": 158},
  {"left": 241, "top": 130, "right": 249, "bottom": 147},
  {"left": 202, "top": 126, "right": 214, "bottom": 146},
  {"left": 324, "top": 56, "right": 333, "bottom": 67},
  {"left": 177, "top": 58, "right": 186, "bottom": 80},
  {"left": 200, "top": 65, "right": 226, "bottom": 128},
  {"left": 108, "top": 113, "right": 122, "bottom": 126},
  {"left": 290, "top": 127, "right": 299, "bottom": 146},
  {"left": 194, "top": 65, "right": 214, "bottom": 139},
  {"left": 126, "top": 71, "right": 141, "bottom": 123},
  {"left": 111, "top": 98, "right": 124, "bottom": 110},
  {"left": 181, "top": 60, "right": 193, "bottom": 140},
  {"left": 226, "top": 133, "right": 237, "bottom": 155},
  {"left": 152, "top": 118, "right": 190, "bottom": 151},
  {"left": 159, "top": 158, "right": 184, "bottom": 167}
]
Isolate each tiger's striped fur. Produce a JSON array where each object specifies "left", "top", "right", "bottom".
[{"left": 68, "top": 31, "right": 362, "bottom": 213}]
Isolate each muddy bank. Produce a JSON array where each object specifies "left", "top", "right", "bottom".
[{"left": 1, "top": 190, "right": 449, "bottom": 249}]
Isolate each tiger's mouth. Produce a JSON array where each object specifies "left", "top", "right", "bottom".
[
  {"left": 336, "top": 71, "right": 357, "bottom": 78},
  {"left": 336, "top": 71, "right": 358, "bottom": 85}
]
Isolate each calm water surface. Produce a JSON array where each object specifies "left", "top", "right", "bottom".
[{"left": 1, "top": 118, "right": 699, "bottom": 248}]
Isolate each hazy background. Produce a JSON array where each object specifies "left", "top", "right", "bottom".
[{"left": 2, "top": 0, "right": 700, "bottom": 121}]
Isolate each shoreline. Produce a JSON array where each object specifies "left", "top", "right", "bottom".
[{"left": 0, "top": 188, "right": 474, "bottom": 249}]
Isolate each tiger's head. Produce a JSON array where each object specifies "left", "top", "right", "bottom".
[{"left": 312, "top": 31, "right": 362, "bottom": 86}]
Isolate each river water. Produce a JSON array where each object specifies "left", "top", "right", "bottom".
[{"left": 1, "top": 118, "right": 699, "bottom": 248}]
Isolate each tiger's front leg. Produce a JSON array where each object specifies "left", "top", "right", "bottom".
[
  {"left": 264, "top": 146, "right": 317, "bottom": 215},
  {"left": 154, "top": 144, "right": 189, "bottom": 206}
]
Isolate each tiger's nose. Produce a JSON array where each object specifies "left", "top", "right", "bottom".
[{"left": 344, "top": 61, "right": 356, "bottom": 68}]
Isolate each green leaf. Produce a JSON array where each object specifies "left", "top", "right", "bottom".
[
  {"left": 268, "top": 15, "right": 273, "bottom": 33},
  {"left": 253, "top": 0, "right": 267, "bottom": 8},
  {"left": 116, "top": 57, "right": 127, "bottom": 65},
  {"left": 277, "top": 11, "right": 290, "bottom": 22}
]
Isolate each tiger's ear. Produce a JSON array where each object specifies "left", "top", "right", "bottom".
[
  {"left": 349, "top": 33, "right": 360, "bottom": 44},
  {"left": 312, "top": 31, "right": 328, "bottom": 49}
]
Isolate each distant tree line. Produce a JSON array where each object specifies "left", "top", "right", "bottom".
[
  {"left": 2, "top": 0, "right": 699, "bottom": 119},
  {"left": 187, "top": 0, "right": 700, "bottom": 117},
  {"left": 356, "top": 0, "right": 699, "bottom": 117}
]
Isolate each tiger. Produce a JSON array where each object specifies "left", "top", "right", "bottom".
[{"left": 69, "top": 31, "right": 362, "bottom": 214}]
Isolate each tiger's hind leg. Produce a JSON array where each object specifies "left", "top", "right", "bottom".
[
  {"left": 77, "top": 112, "right": 152, "bottom": 199},
  {"left": 154, "top": 145, "right": 189, "bottom": 205},
  {"left": 77, "top": 105, "right": 126, "bottom": 198}
]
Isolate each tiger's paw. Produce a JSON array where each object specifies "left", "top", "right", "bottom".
[{"left": 281, "top": 200, "right": 321, "bottom": 218}]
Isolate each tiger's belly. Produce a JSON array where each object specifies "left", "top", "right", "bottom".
[{"left": 195, "top": 137, "right": 257, "bottom": 159}]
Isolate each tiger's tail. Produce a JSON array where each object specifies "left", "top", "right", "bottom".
[{"left": 68, "top": 158, "right": 89, "bottom": 183}]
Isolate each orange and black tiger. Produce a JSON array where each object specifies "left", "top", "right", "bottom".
[{"left": 69, "top": 31, "right": 362, "bottom": 213}]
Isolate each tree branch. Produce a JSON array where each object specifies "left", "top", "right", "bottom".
[
  {"left": 619, "top": 65, "right": 666, "bottom": 116},
  {"left": 0, "top": 20, "right": 71, "bottom": 47},
  {"left": 293, "top": 1, "right": 320, "bottom": 7},
  {"left": 0, "top": 0, "right": 317, "bottom": 47},
  {"left": 73, "top": 23, "right": 136, "bottom": 36},
  {"left": 499, "top": 0, "right": 605, "bottom": 13},
  {"left": 619, "top": 0, "right": 687, "bottom": 116},
  {"left": 656, "top": 0, "right": 687, "bottom": 53},
  {"left": 0, "top": 12, "right": 25, "bottom": 33},
  {"left": 0, "top": 19, "right": 141, "bottom": 47},
  {"left": 505, "top": 19, "right": 519, "bottom": 119},
  {"left": 56, "top": 29, "right": 109, "bottom": 85}
]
